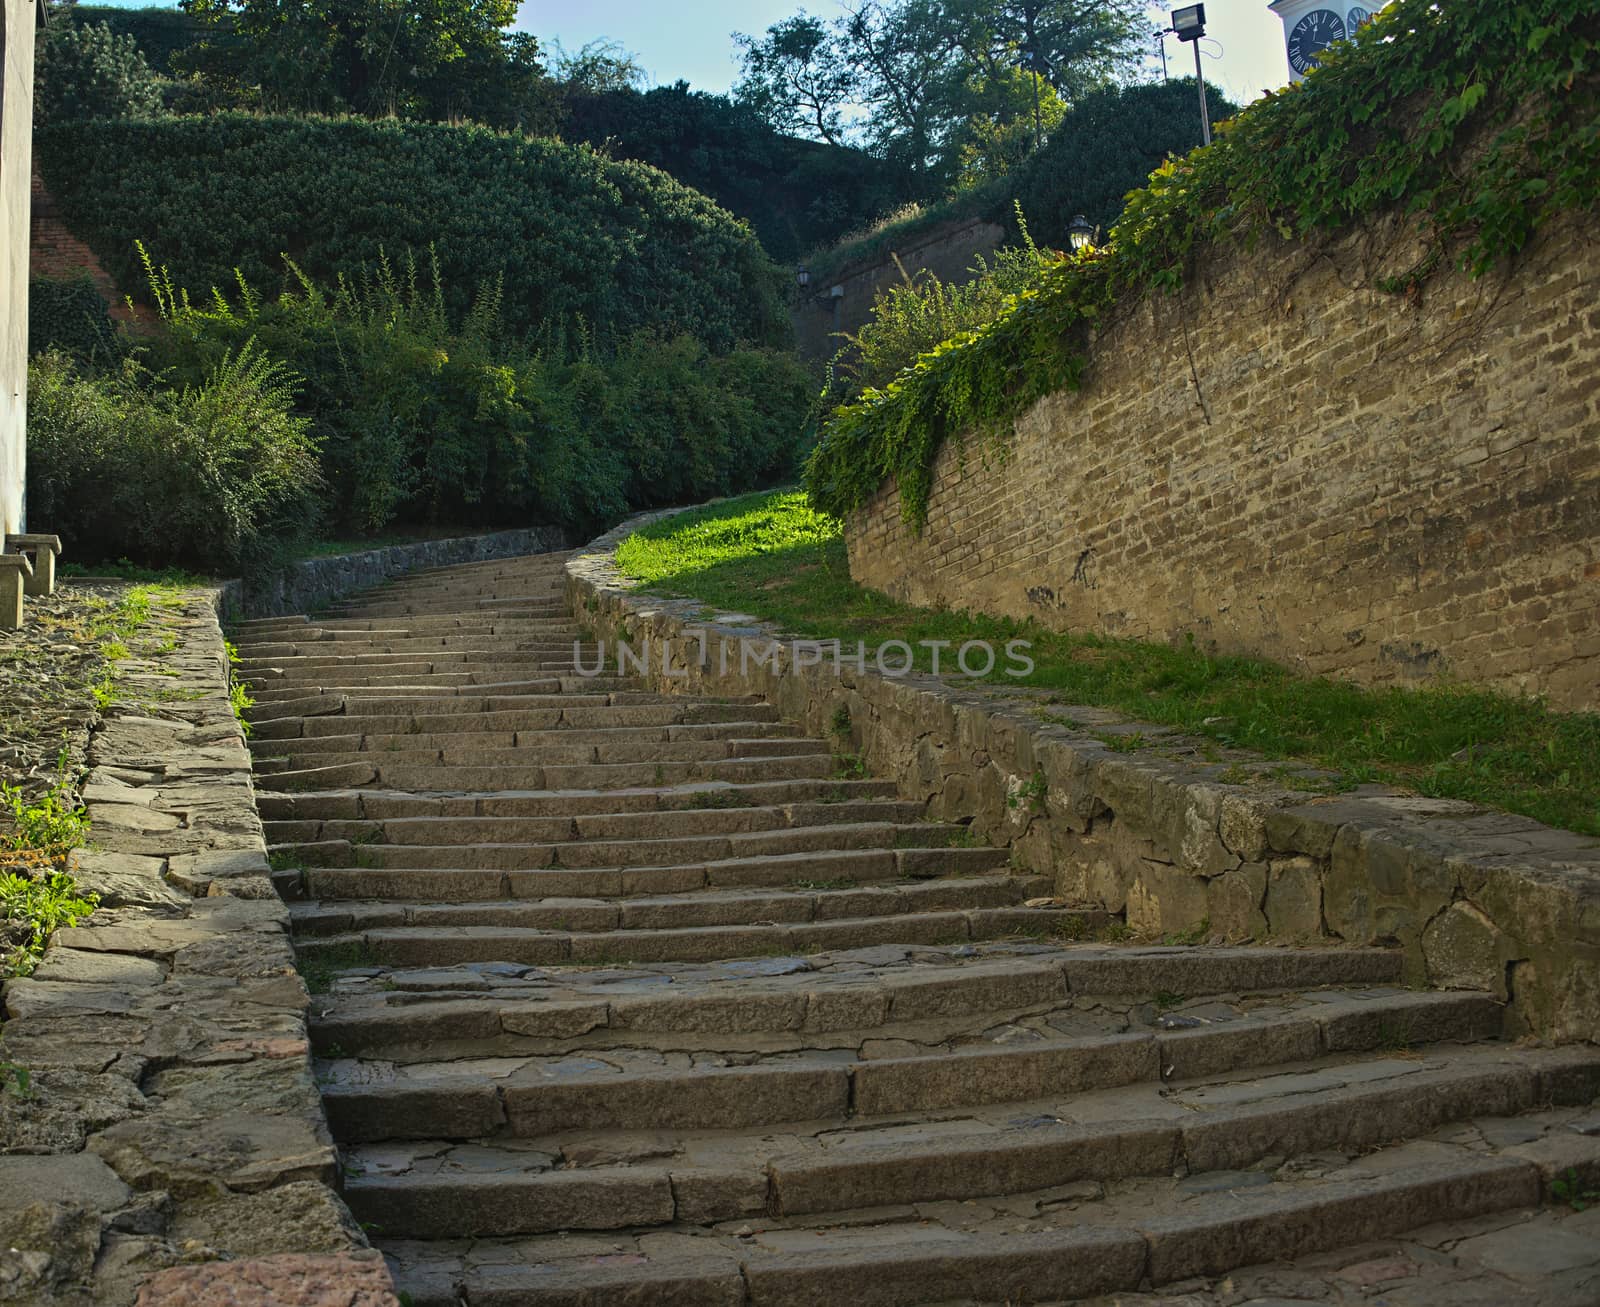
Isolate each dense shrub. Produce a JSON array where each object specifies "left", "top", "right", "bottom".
[
  {"left": 829, "top": 210, "right": 1059, "bottom": 400},
  {"left": 26, "top": 349, "right": 322, "bottom": 568},
  {"left": 1010, "top": 79, "right": 1237, "bottom": 240},
  {"left": 34, "top": 114, "right": 789, "bottom": 350},
  {"left": 138, "top": 256, "right": 814, "bottom": 538},
  {"left": 806, "top": 79, "right": 1235, "bottom": 284},
  {"left": 27, "top": 277, "right": 118, "bottom": 362},
  {"left": 564, "top": 83, "right": 916, "bottom": 263},
  {"left": 34, "top": 20, "right": 164, "bottom": 124},
  {"left": 65, "top": 5, "right": 208, "bottom": 75}
]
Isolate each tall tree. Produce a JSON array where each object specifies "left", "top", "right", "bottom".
[
  {"left": 732, "top": 15, "right": 857, "bottom": 147},
  {"left": 177, "top": 0, "right": 551, "bottom": 125},
  {"left": 734, "top": 0, "right": 1146, "bottom": 186}
]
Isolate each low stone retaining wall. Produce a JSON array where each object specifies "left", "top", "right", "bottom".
[
  {"left": 568, "top": 513, "right": 1600, "bottom": 1044},
  {"left": 0, "top": 589, "right": 395, "bottom": 1305},
  {"left": 220, "top": 525, "right": 568, "bottom": 620}
]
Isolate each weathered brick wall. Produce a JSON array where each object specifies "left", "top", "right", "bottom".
[
  {"left": 30, "top": 165, "right": 141, "bottom": 322},
  {"left": 792, "top": 216, "right": 1007, "bottom": 360},
  {"left": 846, "top": 214, "right": 1600, "bottom": 710}
]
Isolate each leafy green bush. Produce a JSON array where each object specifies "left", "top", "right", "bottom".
[
  {"left": 34, "top": 20, "right": 164, "bottom": 124},
  {"left": 66, "top": 5, "right": 208, "bottom": 75},
  {"left": 26, "top": 348, "right": 322, "bottom": 568},
  {"left": 27, "top": 276, "right": 118, "bottom": 362},
  {"left": 137, "top": 254, "right": 814, "bottom": 537},
  {"left": 829, "top": 208, "right": 1060, "bottom": 400},
  {"left": 806, "top": 0, "right": 1600, "bottom": 528},
  {"left": 1010, "top": 79, "right": 1237, "bottom": 241},
  {"left": 34, "top": 113, "right": 789, "bottom": 350}
]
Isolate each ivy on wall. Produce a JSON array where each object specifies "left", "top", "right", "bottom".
[
  {"left": 27, "top": 276, "right": 118, "bottom": 362},
  {"left": 805, "top": 0, "right": 1600, "bottom": 529}
]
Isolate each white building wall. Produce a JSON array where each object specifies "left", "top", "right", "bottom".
[{"left": 0, "top": 0, "right": 34, "bottom": 536}]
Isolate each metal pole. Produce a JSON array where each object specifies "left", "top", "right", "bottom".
[
  {"left": 1193, "top": 40, "right": 1211, "bottom": 144},
  {"left": 1158, "top": 29, "right": 1168, "bottom": 81}
]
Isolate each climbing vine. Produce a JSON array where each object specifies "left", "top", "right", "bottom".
[{"left": 804, "top": 0, "right": 1600, "bottom": 529}]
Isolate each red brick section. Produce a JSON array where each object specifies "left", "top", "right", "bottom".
[
  {"left": 29, "top": 165, "right": 146, "bottom": 324},
  {"left": 133, "top": 1252, "right": 401, "bottom": 1306}
]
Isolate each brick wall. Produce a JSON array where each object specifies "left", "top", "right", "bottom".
[
  {"left": 846, "top": 214, "right": 1600, "bottom": 711},
  {"left": 792, "top": 216, "right": 1007, "bottom": 360},
  {"left": 30, "top": 165, "right": 140, "bottom": 322}
]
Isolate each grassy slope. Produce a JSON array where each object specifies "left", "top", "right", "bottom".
[{"left": 616, "top": 491, "right": 1600, "bottom": 838}]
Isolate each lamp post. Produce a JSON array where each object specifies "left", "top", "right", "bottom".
[
  {"left": 1170, "top": 4, "right": 1212, "bottom": 147},
  {"left": 795, "top": 266, "right": 811, "bottom": 291},
  {"left": 1067, "top": 215, "right": 1096, "bottom": 252}
]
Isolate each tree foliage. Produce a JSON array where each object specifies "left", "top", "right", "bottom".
[
  {"left": 174, "top": 0, "right": 556, "bottom": 129},
  {"left": 34, "top": 18, "right": 164, "bottom": 124},
  {"left": 735, "top": 0, "right": 1147, "bottom": 185}
]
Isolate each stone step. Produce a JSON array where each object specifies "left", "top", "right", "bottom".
[
  {"left": 293, "top": 905, "right": 1096, "bottom": 968},
  {"left": 265, "top": 797, "right": 929, "bottom": 844},
  {"left": 246, "top": 682, "right": 692, "bottom": 712},
  {"left": 293, "top": 873, "right": 1048, "bottom": 940},
  {"left": 250, "top": 720, "right": 805, "bottom": 758},
  {"left": 273, "top": 820, "right": 996, "bottom": 871},
  {"left": 341, "top": 1044, "right": 1600, "bottom": 1240},
  {"left": 257, "top": 778, "right": 903, "bottom": 823},
  {"left": 317, "top": 989, "right": 1508, "bottom": 1142},
  {"left": 378, "top": 1135, "right": 1592, "bottom": 1306},
  {"left": 295, "top": 843, "right": 1006, "bottom": 901},
  {"left": 253, "top": 703, "right": 785, "bottom": 741},
  {"left": 307, "top": 943, "right": 1410, "bottom": 1061},
  {"left": 256, "top": 753, "right": 843, "bottom": 794}
]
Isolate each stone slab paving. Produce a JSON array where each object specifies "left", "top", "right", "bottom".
[
  {"left": 0, "top": 588, "right": 396, "bottom": 1305},
  {"left": 225, "top": 547, "right": 1600, "bottom": 1305}
]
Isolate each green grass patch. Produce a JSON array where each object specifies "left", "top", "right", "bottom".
[{"left": 615, "top": 491, "right": 1600, "bottom": 837}]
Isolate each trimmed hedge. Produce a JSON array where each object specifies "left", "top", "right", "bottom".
[{"left": 34, "top": 113, "right": 790, "bottom": 350}]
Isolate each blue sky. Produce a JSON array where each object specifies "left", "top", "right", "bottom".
[
  {"left": 522, "top": 0, "right": 1295, "bottom": 107},
  {"left": 89, "top": 0, "right": 1294, "bottom": 107}
]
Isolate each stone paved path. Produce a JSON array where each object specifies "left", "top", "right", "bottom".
[{"left": 233, "top": 551, "right": 1600, "bottom": 1306}]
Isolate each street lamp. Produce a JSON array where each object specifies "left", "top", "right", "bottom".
[
  {"left": 1170, "top": 3, "right": 1212, "bottom": 146},
  {"left": 1067, "top": 215, "right": 1096, "bottom": 252},
  {"left": 795, "top": 266, "right": 810, "bottom": 290}
]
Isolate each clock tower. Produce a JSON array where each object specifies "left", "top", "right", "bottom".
[{"left": 1268, "top": 0, "right": 1374, "bottom": 81}]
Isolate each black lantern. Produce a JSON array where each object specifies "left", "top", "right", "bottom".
[
  {"left": 1067, "top": 215, "right": 1095, "bottom": 252},
  {"left": 795, "top": 265, "right": 811, "bottom": 290}
]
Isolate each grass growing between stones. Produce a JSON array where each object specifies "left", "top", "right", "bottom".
[{"left": 615, "top": 490, "right": 1600, "bottom": 838}]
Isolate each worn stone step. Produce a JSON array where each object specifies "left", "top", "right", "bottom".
[
  {"left": 265, "top": 798, "right": 929, "bottom": 845},
  {"left": 307, "top": 943, "right": 1410, "bottom": 1061},
  {"left": 257, "top": 736, "right": 822, "bottom": 772},
  {"left": 294, "top": 905, "right": 1095, "bottom": 969},
  {"left": 274, "top": 820, "right": 986, "bottom": 871},
  {"left": 256, "top": 752, "right": 840, "bottom": 794},
  {"left": 295, "top": 843, "right": 1005, "bottom": 902},
  {"left": 342, "top": 1046, "right": 1598, "bottom": 1239},
  {"left": 247, "top": 702, "right": 784, "bottom": 742},
  {"left": 250, "top": 721, "right": 804, "bottom": 758},
  {"left": 292, "top": 873, "right": 1049, "bottom": 941},
  {"left": 378, "top": 1141, "right": 1581, "bottom": 1306},
  {"left": 318, "top": 990, "right": 1513, "bottom": 1142},
  {"left": 257, "top": 778, "right": 903, "bottom": 823}
]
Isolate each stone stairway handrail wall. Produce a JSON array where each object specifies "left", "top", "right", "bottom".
[
  {"left": 219, "top": 525, "right": 570, "bottom": 621},
  {"left": 566, "top": 510, "right": 1600, "bottom": 1043}
]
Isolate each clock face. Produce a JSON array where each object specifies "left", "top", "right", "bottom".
[
  {"left": 1347, "top": 6, "right": 1375, "bottom": 29},
  {"left": 1288, "top": 9, "right": 1347, "bottom": 73}
]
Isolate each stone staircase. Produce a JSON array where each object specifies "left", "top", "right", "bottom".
[{"left": 234, "top": 551, "right": 1600, "bottom": 1306}]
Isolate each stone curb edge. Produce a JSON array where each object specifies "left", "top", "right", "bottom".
[
  {"left": 0, "top": 587, "right": 397, "bottom": 1306},
  {"left": 565, "top": 509, "right": 1600, "bottom": 1043}
]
